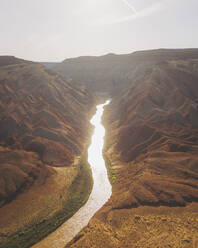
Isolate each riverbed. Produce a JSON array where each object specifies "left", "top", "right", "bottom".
[{"left": 32, "top": 100, "right": 112, "bottom": 248}]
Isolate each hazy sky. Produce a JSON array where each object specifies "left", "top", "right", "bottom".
[{"left": 0, "top": 0, "right": 198, "bottom": 61}]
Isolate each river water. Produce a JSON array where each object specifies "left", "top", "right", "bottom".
[{"left": 32, "top": 100, "right": 112, "bottom": 248}]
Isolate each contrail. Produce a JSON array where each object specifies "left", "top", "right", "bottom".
[{"left": 121, "top": 0, "right": 137, "bottom": 14}]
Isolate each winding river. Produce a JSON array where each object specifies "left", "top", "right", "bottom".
[{"left": 32, "top": 100, "right": 112, "bottom": 248}]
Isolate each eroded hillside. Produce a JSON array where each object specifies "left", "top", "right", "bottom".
[
  {"left": 104, "top": 59, "right": 198, "bottom": 208},
  {"left": 0, "top": 57, "right": 94, "bottom": 247},
  {"left": 0, "top": 59, "right": 93, "bottom": 204},
  {"left": 66, "top": 51, "right": 198, "bottom": 248},
  {"left": 53, "top": 49, "right": 198, "bottom": 95}
]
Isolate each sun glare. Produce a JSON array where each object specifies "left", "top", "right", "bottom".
[{"left": 88, "top": 100, "right": 110, "bottom": 172}]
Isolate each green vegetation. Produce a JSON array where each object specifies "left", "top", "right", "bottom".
[
  {"left": 0, "top": 152, "right": 93, "bottom": 248},
  {"left": 103, "top": 153, "right": 116, "bottom": 184},
  {"left": 103, "top": 134, "right": 116, "bottom": 184},
  {"left": 112, "top": 174, "right": 117, "bottom": 184},
  {"left": 109, "top": 165, "right": 116, "bottom": 184}
]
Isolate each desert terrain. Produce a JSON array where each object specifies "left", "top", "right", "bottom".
[{"left": 65, "top": 49, "right": 198, "bottom": 248}]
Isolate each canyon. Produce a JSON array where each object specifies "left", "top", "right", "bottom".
[
  {"left": 0, "top": 49, "right": 198, "bottom": 247},
  {"left": 58, "top": 49, "right": 198, "bottom": 248}
]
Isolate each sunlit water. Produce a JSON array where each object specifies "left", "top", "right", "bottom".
[{"left": 32, "top": 100, "right": 112, "bottom": 248}]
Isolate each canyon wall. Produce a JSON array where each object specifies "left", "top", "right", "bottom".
[
  {"left": 0, "top": 57, "right": 94, "bottom": 247},
  {"left": 53, "top": 49, "right": 198, "bottom": 95},
  {"left": 66, "top": 49, "right": 198, "bottom": 248}
]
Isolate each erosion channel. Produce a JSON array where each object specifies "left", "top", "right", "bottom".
[{"left": 33, "top": 100, "right": 112, "bottom": 248}]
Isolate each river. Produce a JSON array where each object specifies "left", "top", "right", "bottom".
[{"left": 32, "top": 100, "right": 112, "bottom": 248}]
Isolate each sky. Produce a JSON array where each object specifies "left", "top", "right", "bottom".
[{"left": 0, "top": 0, "right": 198, "bottom": 62}]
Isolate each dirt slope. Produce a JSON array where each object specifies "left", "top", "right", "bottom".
[{"left": 0, "top": 58, "right": 94, "bottom": 246}]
